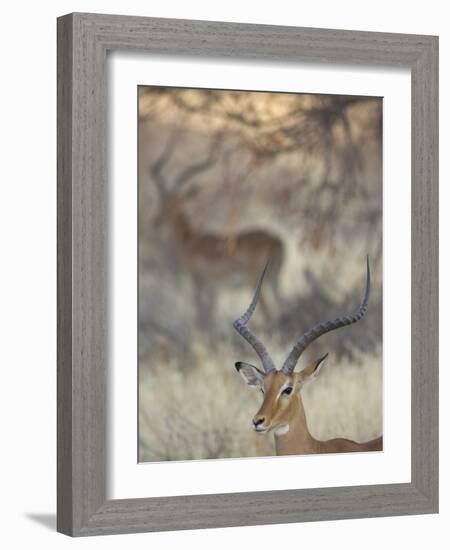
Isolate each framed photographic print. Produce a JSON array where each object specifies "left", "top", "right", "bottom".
[{"left": 57, "top": 13, "right": 438, "bottom": 536}]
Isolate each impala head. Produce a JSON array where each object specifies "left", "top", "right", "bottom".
[
  {"left": 235, "top": 354, "right": 328, "bottom": 433},
  {"left": 150, "top": 131, "right": 222, "bottom": 228},
  {"left": 233, "top": 258, "right": 370, "bottom": 434}
]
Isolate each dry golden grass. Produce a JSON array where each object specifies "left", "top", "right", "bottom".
[{"left": 139, "top": 339, "right": 382, "bottom": 462}]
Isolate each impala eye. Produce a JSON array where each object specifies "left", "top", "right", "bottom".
[{"left": 282, "top": 386, "right": 293, "bottom": 396}]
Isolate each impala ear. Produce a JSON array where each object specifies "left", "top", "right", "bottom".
[
  {"left": 235, "top": 362, "right": 265, "bottom": 388},
  {"left": 299, "top": 353, "right": 329, "bottom": 386}
]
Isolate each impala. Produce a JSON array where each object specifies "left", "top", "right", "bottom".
[
  {"left": 233, "top": 258, "right": 382, "bottom": 455},
  {"left": 142, "top": 133, "right": 284, "bottom": 317}
]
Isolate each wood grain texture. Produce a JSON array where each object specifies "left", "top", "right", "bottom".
[
  {"left": 57, "top": 13, "right": 74, "bottom": 535},
  {"left": 410, "top": 36, "right": 439, "bottom": 506},
  {"left": 57, "top": 12, "right": 439, "bottom": 536}
]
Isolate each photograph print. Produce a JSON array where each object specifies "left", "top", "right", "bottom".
[{"left": 138, "top": 86, "right": 383, "bottom": 462}]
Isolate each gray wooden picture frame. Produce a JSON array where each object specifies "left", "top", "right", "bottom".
[{"left": 57, "top": 12, "right": 438, "bottom": 537}]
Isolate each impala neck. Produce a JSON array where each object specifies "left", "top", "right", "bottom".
[
  {"left": 274, "top": 394, "right": 319, "bottom": 455},
  {"left": 158, "top": 198, "right": 196, "bottom": 242}
]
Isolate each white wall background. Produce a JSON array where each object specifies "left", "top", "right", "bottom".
[{"left": 0, "top": 1, "right": 446, "bottom": 548}]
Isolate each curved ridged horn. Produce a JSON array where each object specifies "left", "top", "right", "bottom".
[
  {"left": 281, "top": 257, "right": 371, "bottom": 374},
  {"left": 233, "top": 263, "right": 276, "bottom": 373}
]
